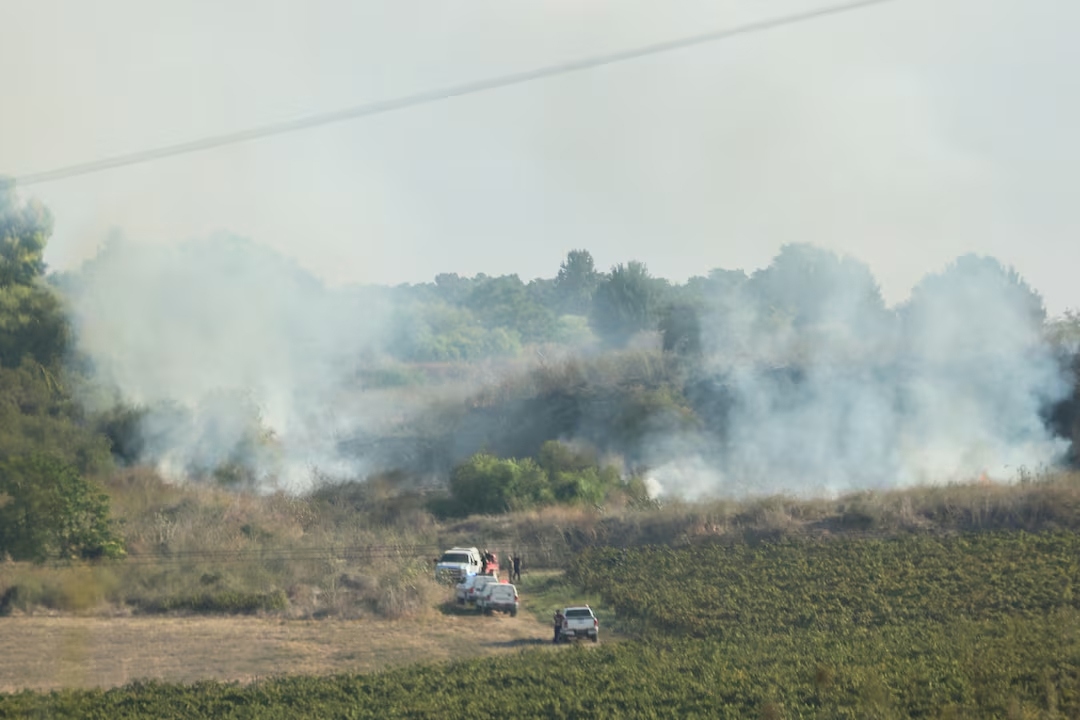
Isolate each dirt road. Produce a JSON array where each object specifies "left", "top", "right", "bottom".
[{"left": 0, "top": 609, "right": 551, "bottom": 692}]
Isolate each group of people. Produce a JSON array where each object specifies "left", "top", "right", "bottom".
[{"left": 479, "top": 550, "right": 522, "bottom": 582}]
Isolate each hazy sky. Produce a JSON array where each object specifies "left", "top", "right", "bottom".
[{"left": 1, "top": 0, "right": 1077, "bottom": 314}]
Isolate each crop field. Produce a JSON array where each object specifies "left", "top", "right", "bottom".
[
  {"left": 568, "top": 531, "right": 1080, "bottom": 635},
  {"left": 5, "top": 531, "right": 1080, "bottom": 718}
]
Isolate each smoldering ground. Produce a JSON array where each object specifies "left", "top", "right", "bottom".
[{"left": 61, "top": 237, "right": 1076, "bottom": 498}]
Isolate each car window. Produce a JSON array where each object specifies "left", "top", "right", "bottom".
[
  {"left": 566, "top": 609, "right": 593, "bottom": 618},
  {"left": 440, "top": 553, "right": 470, "bottom": 563}
]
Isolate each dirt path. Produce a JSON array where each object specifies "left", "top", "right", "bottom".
[{"left": 0, "top": 609, "right": 552, "bottom": 692}]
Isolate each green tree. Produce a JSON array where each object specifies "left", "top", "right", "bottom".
[
  {"left": 554, "top": 250, "right": 601, "bottom": 315},
  {"left": 590, "top": 261, "right": 658, "bottom": 346},
  {"left": 0, "top": 364, "right": 112, "bottom": 477},
  {"left": 447, "top": 453, "right": 552, "bottom": 515},
  {"left": 0, "top": 281, "right": 69, "bottom": 368},
  {"left": 390, "top": 302, "right": 521, "bottom": 361},
  {"left": 464, "top": 275, "right": 556, "bottom": 344},
  {"left": 0, "top": 186, "right": 51, "bottom": 287},
  {"left": 0, "top": 187, "right": 68, "bottom": 369},
  {"left": 748, "top": 244, "right": 886, "bottom": 332},
  {"left": 0, "top": 454, "right": 124, "bottom": 561},
  {"left": 659, "top": 303, "right": 703, "bottom": 357}
]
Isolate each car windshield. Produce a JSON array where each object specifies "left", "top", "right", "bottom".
[
  {"left": 440, "top": 553, "right": 470, "bottom": 564},
  {"left": 566, "top": 609, "right": 593, "bottom": 618}
]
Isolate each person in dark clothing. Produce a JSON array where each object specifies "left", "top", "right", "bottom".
[
  {"left": 553, "top": 609, "right": 564, "bottom": 643},
  {"left": 512, "top": 555, "right": 521, "bottom": 582}
]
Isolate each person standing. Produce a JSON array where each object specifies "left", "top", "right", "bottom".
[
  {"left": 512, "top": 554, "right": 522, "bottom": 583},
  {"left": 553, "top": 608, "right": 564, "bottom": 643}
]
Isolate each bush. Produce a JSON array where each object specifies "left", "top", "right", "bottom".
[
  {"left": 446, "top": 453, "right": 552, "bottom": 516},
  {"left": 135, "top": 589, "right": 287, "bottom": 615},
  {"left": 0, "top": 454, "right": 125, "bottom": 561}
]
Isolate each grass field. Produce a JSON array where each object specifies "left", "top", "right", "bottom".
[{"left": 6, "top": 530, "right": 1080, "bottom": 718}]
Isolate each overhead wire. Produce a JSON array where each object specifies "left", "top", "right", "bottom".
[{"left": 6, "top": 0, "right": 898, "bottom": 188}]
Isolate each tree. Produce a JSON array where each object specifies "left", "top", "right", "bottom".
[
  {"left": 0, "top": 187, "right": 68, "bottom": 369},
  {"left": 447, "top": 453, "right": 552, "bottom": 515},
  {"left": 0, "top": 186, "right": 51, "bottom": 287},
  {"left": 590, "top": 261, "right": 658, "bottom": 346},
  {"left": 659, "top": 303, "right": 703, "bottom": 357},
  {"left": 554, "top": 250, "right": 601, "bottom": 315},
  {"left": 748, "top": 244, "right": 886, "bottom": 332},
  {"left": 903, "top": 254, "right": 1046, "bottom": 359},
  {"left": 465, "top": 275, "right": 556, "bottom": 344},
  {"left": 0, "top": 282, "right": 69, "bottom": 368},
  {"left": 0, "top": 454, "right": 124, "bottom": 561}
]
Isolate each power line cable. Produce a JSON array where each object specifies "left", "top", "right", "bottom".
[{"left": 6, "top": 0, "right": 897, "bottom": 188}]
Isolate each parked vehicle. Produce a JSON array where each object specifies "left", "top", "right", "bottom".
[
  {"left": 557, "top": 606, "right": 599, "bottom": 643},
  {"left": 455, "top": 572, "right": 500, "bottom": 604},
  {"left": 476, "top": 582, "right": 518, "bottom": 616},
  {"left": 459, "top": 573, "right": 501, "bottom": 605},
  {"left": 435, "top": 547, "right": 483, "bottom": 584}
]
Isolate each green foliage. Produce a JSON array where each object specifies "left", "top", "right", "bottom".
[
  {"left": 0, "top": 454, "right": 124, "bottom": 561},
  {"left": 554, "top": 249, "right": 601, "bottom": 315},
  {"left": 93, "top": 403, "right": 149, "bottom": 464},
  {"left": 658, "top": 303, "right": 702, "bottom": 356},
  {"left": 134, "top": 589, "right": 287, "bottom": 615},
  {"left": 590, "top": 261, "right": 659, "bottom": 346},
  {"left": 0, "top": 362, "right": 112, "bottom": 475},
  {"left": 446, "top": 452, "right": 551, "bottom": 515},
  {"left": 392, "top": 302, "right": 522, "bottom": 361},
  {"left": 568, "top": 532, "right": 1080, "bottom": 637},
  {"left": 463, "top": 274, "right": 556, "bottom": 344},
  {"left": 0, "top": 282, "right": 69, "bottom": 368},
  {"left": 0, "top": 187, "right": 51, "bottom": 287},
  {"left": 441, "top": 442, "right": 635, "bottom": 517},
  {"left": 552, "top": 314, "right": 596, "bottom": 346},
  {"left": 747, "top": 244, "right": 886, "bottom": 332}
]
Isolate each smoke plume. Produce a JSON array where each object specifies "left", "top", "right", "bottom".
[
  {"left": 62, "top": 235, "right": 1073, "bottom": 498},
  {"left": 64, "top": 233, "right": 394, "bottom": 488},
  {"left": 645, "top": 246, "right": 1071, "bottom": 499}
]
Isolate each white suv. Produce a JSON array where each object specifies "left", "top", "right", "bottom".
[
  {"left": 456, "top": 573, "right": 500, "bottom": 605},
  {"left": 476, "top": 583, "right": 519, "bottom": 617}
]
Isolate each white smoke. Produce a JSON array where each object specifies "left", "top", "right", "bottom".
[
  {"left": 64, "top": 233, "right": 393, "bottom": 488},
  {"left": 63, "top": 234, "right": 1072, "bottom": 499},
  {"left": 644, "top": 247, "right": 1071, "bottom": 500}
]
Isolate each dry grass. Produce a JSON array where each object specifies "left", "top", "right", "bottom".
[
  {"left": 440, "top": 471, "right": 1080, "bottom": 556},
  {"left": 8, "top": 466, "right": 1080, "bottom": 621},
  {"left": 0, "top": 611, "right": 552, "bottom": 692}
]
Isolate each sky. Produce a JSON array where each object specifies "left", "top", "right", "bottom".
[{"left": 1, "top": 0, "right": 1078, "bottom": 315}]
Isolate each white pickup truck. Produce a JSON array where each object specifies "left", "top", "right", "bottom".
[
  {"left": 435, "top": 547, "right": 484, "bottom": 584},
  {"left": 476, "top": 583, "right": 519, "bottom": 617},
  {"left": 557, "top": 606, "right": 599, "bottom": 643}
]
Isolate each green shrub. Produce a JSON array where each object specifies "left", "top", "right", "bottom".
[{"left": 135, "top": 589, "right": 287, "bottom": 615}]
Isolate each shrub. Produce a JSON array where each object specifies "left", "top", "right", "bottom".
[{"left": 0, "top": 454, "right": 125, "bottom": 561}]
